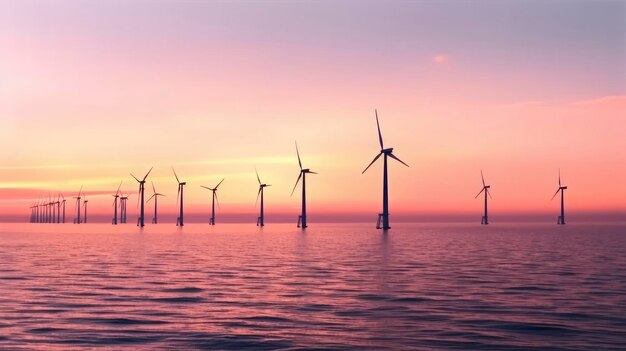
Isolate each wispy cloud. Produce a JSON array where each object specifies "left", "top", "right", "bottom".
[{"left": 432, "top": 54, "right": 449, "bottom": 64}]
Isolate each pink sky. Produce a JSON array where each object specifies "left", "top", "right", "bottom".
[{"left": 1, "top": 0, "right": 625, "bottom": 222}]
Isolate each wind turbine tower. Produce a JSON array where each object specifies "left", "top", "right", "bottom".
[{"left": 362, "top": 110, "right": 409, "bottom": 230}]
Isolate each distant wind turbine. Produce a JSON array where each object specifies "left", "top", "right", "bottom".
[
  {"left": 552, "top": 169, "right": 568, "bottom": 225},
  {"left": 60, "top": 194, "right": 66, "bottom": 224},
  {"left": 83, "top": 195, "right": 88, "bottom": 224},
  {"left": 112, "top": 182, "right": 122, "bottom": 225},
  {"left": 55, "top": 194, "right": 61, "bottom": 224},
  {"left": 201, "top": 179, "right": 224, "bottom": 225},
  {"left": 292, "top": 142, "right": 317, "bottom": 228},
  {"left": 148, "top": 181, "right": 165, "bottom": 224},
  {"left": 255, "top": 168, "right": 271, "bottom": 227},
  {"left": 73, "top": 185, "right": 83, "bottom": 224},
  {"left": 475, "top": 171, "right": 492, "bottom": 225},
  {"left": 120, "top": 193, "right": 130, "bottom": 224},
  {"left": 362, "top": 110, "right": 409, "bottom": 230},
  {"left": 173, "top": 168, "right": 186, "bottom": 227},
  {"left": 131, "top": 167, "right": 153, "bottom": 227}
]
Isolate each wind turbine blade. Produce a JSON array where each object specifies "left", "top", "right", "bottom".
[
  {"left": 308, "top": 171, "right": 318, "bottom": 174},
  {"left": 172, "top": 167, "right": 180, "bottom": 184},
  {"left": 295, "top": 141, "right": 303, "bottom": 170},
  {"left": 130, "top": 173, "right": 140, "bottom": 182},
  {"left": 487, "top": 188, "right": 493, "bottom": 199},
  {"left": 78, "top": 185, "right": 83, "bottom": 197},
  {"left": 291, "top": 172, "right": 303, "bottom": 196},
  {"left": 375, "top": 109, "right": 384, "bottom": 150},
  {"left": 255, "top": 167, "right": 261, "bottom": 185},
  {"left": 389, "top": 153, "right": 409, "bottom": 167},
  {"left": 481, "top": 170, "right": 485, "bottom": 187},
  {"left": 362, "top": 152, "right": 383, "bottom": 174},
  {"left": 475, "top": 188, "right": 485, "bottom": 199},
  {"left": 551, "top": 188, "right": 560, "bottom": 200},
  {"left": 558, "top": 169, "right": 561, "bottom": 187},
  {"left": 116, "top": 181, "right": 122, "bottom": 196},
  {"left": 136, "top": 185, "right": 141, "bottom": 208},
  {"left": 176, "top": 185, "right": 180, "bottom": 208},
  {"left": 152, "top": 181, "right": 156, "bottom": 195},
  {"left": 214, "top": 192, "right": 221, "bottom": 209},
  {"left": 255, "top": 187, "right": 262, "bottom": 206},
  {"left": 200, "top": 185, "right": 211, "bottom": 190},
  {"left": 215, "top": 178, "right": 225, "bottom": 189},
  {"left": 147, "top": 194, "right": 155, "bottom": 203},
  {"left": 143, "top": 167, "right": 153, "bottom": 181}
]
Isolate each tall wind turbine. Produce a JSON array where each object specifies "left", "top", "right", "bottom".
[
  {"left": 552, "top": 169, "right": 568, "bottom": 225},
  {"left": 120, "top": 193, "right": 130, "bottom": 224},
  {"left": 83, "top": 195, "right": 89, "bottom": 224},
  {"left": 475, "top": 171, "right": 492, "bottom": 225},
  {"left": 201, "top": 179, "right": 224, "bottom": 225},
  {"left": 112, "top": 182, "right": 122, "bottom": 225},
  {"left": 60, "top": 194, "right": 66, "bottom": 223},
  {"left": 362, "top": 110, "right": 409, "bottom": 230},
  {"left": 255, "top": 168, "right": 271, "bottom": 226},
  {"left": 148, "top": 181, "right": 165, "bottom": 224},
  {"left": 131, "top": 167, "right": 153, "bottom": 227},
  {"left": 73, "top": 185, "right": 83, "bottom": 224},
  {"left": 55, "top": 194, "right": 61, "bottom": 224},
  {"left": 292, "top": 142, "right": 317, "bottom": 228},
  {"left": 173, "top": 168, "right": 186, "bottom": 227},
  {"left": 48, "top": 195, "right": 56, "bottom": 223}
]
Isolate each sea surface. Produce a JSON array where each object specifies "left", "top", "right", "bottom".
[{"left": 0, "top": 222, "right": 625, "bottom": 350}]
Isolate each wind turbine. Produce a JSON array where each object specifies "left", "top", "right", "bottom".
[
  {"left": 552, "top": 169, "right": 568, "bottom": 225},
  {"left": 112, "top": 182, "right": 122, "bottom": 225},
  {"left": 173, "top": 168, "right": 186, "bottom": 227},
  {"left": 131, "top": 167, "right": 153, "bottom": 227},
  {"left": 48, "top": 194, "right": 56, "bottom": 223},
  {"left": 255, "top": 168, "right": 271, "bottom": 226},
  {"left": 147, "top": 181, "right": 165, "bottom": 224},
  {"left": 55, "top": 194, "right": 61, "bottom": 224},
  {"left": 120, "top": 193, "right": 130, "bottom": 224},
  {"left": 291, "top": 142, "right": 317, "bottom": 228},
  {"left": 60, "top": 194, "right": 66, "bottom": 223},
  {"left": 362, "top": 110, "right": 409, "bottom": 230},
  {"left": 73, "top": 185, "right": 83, "bottom": 224},
  {"left": 83, "top": 195, "right": 88, "bottom": 224},
  {"left": 475, "top": 171, "right": 492, "bottom": 225},
  {"left": 201, "top": 179, "right": 224, "bottom": 225}
]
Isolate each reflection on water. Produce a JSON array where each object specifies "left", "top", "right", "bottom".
[{"left": 0, "top": 222, "right": 625, "bottom": 350}]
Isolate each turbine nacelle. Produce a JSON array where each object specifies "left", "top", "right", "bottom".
[{"left": 382, "top": 147, "right": 394, "bottom": 154}]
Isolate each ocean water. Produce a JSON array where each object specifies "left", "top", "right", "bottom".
[{"left": 0, "top": 222, "right": 625, "bottom": 350}]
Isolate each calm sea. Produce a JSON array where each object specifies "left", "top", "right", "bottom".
[{"left": 0, "top": 222, "right": 625, "bottom": 350}]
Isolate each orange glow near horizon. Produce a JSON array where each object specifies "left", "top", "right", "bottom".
[{"left": 1, "top": 1, "right": 625, "bottom": 221}]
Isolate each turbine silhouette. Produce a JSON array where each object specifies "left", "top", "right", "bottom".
[
  {"left": 173, "top": 168, "right": 186, "bottom": 227},
  {"left": 120, "top": 193, "right": 130, "bottom": 224},
  {"left": 255, "top": 168, "right": 271, "bottom": 227},
  {"left": 362, "top": 110, "right": 409, "bottom": 230},
  {"left": 83, "top": 195, "right": 88, "bottom": 224},
  {"left": 551, "top": 169, "right": 568, "bottom": 225},
  {"left": 475, "top": 171, "right": 492, "bottom": 225},
  {"left": 131, "top": 167, "right": 153, "bottom": 227},
  {"left": 292, "top": 142, "right": 317, "bottom": 228},
  {"left": 73, "top": 185, "right": 83, "bottom": 224},
  {"left": 147, "top": 181, "right": 165, "bottom": 224},
  {"left": 201, "top": 179, "right": 224, "bottom": 225},
  {"left": 112, "top": 181, "right": 122, "bottom": 225}
]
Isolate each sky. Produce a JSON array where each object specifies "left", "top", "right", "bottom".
[{"left": 1, "top": 0, "right": 625, "bottom": 223}]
